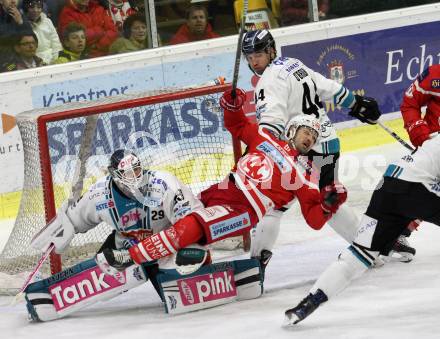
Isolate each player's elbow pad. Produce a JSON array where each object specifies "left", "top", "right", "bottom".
[{"left": 31, "top": 202, "right": 75, "bottom": 254}]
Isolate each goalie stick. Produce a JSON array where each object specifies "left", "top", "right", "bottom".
[
  {"left": 12, "top": 115, "right": 98, "bottom": 304},
  {"left": 11, "top": 243, "right": 55, "bottom": 305}
]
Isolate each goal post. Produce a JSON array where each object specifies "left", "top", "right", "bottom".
[{"left": 0, "top": 83, "right": 244, "bottom": 294}]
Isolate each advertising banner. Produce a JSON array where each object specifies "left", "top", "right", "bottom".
[{"left": 282, "top": 21, "right": 440, "bottom": 123}]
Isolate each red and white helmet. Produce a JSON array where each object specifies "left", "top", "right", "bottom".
[{"left": 285, "top": 115, "right": 321, "bottom": 142}]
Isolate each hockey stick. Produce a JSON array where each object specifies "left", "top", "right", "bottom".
[
  {"left": 377, "top": 120, "right": 415, "bottom": 152},
  {"left": 230, "top": 0, "right": 250, "bottom": 251},
  {"left": 12, "top": 115, "right": 98, "bottom": 304},
  {"left": 11, "top": 243, "right": 55, "bottom": 305},
  {"left": 231, "top": 0, "right": 249, "bottom": 97}
]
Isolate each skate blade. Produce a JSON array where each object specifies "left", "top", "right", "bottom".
[{"left": 383, "top": 251, "right": 414, "bottom": 263}]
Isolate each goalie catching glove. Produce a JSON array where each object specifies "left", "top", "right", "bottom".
[
  {"left": 220, "top": 88, "right": 247, "bottom": 112},
  {"left": 348, "top": 95, "right": 381, "bottom": 125},
  {"left": 320, "top": 183, "right": 347, "bottom": 215}
]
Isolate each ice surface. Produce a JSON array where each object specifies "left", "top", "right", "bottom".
[{"left": 1, "top": 143, "right": 438, "bottom": 338}]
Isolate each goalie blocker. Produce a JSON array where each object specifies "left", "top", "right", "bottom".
[{"left": 25, "top": 257, "right": 262, "bottom": 321}]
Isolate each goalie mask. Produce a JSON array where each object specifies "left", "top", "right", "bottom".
[
  {"left": 108, "top": 149, "right": 144, "bottom": 195},
  {"left": 285, "top": 115, "right": 321, "bottom": 153}
]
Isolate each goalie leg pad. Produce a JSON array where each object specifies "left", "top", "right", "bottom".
[
  {"left": 158, "top": 258, "right": 263, "bottom": 314},
  {"left": 25, "top": 258, "right": 148, "bottom": 321}
]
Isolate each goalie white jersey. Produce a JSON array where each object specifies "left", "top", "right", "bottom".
[
  {"left": 254, "top": 56, "right": 356, "bottom": 154},
  {"left": 383, "top": 135, "right": 440, "bottom": 197},
  {"left": 66, "top": 170, "right": 203, "bottom": 248}
]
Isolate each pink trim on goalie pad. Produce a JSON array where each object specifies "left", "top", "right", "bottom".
[
  {"left": 49, "top": 266, "right": 126, "bottom": 311},
  {"left": 178, "top": 269, "right": 237, "bottom": 306}
]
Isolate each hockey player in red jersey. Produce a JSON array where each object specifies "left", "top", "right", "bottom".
[
  {"left": 242, "top": 29, "right": 415, "bottom": 264},
  {"left": 98, "top": 88, "right": 348, "bottom": 270},
  {"left": 401, "top": 64, "right": 440, "bottom": 147}
]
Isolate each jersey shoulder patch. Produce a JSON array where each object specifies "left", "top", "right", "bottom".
[
  {"left": 418, "top": 66, "right": 440, "bottom": 89},
  {"left": 87, "top": 176, "right": 111, "bottom": 202},
  {"left": 272, "top": 57, "right": 303, "bottom": 80}
]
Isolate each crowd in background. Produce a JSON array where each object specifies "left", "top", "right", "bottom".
[{"left": 0, "top": 0, "right": 438, "bottom": 73}]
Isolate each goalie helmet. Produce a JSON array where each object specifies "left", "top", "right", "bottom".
[
  {"left": 108, "top": 149, "right": 144, "bottom": 194},
  {"left": 242, "top": 29, "right": 276, "bottom": 56},
  {"left": 285, "top": 115, "right": 321, "bottom": 143}
]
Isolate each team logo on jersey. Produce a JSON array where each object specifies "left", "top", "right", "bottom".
[
  {"left": 210, "top": 213, "right": 250, "bottom": 240},
  {"left": 237, "top": 153, "right": 273, "bottom": 183},
  {"left": 431, "top": 79, "right": 440, "bottom": 88},
  {"left": 120, "top": 208, "right": 144, "bottom": 229},
  {"left": 95, "top": 200, "right": 115, "bottom": 211},
  {"left": 256, "top": 141, "right": 292, "bottom": 173}
]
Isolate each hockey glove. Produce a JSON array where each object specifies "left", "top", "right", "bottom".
[
  {"left": 220, "top": 88, "right": 246, "bottom": 112},
  {"left": 320, "top": 183, "right": 347, "bottom": 215},
  {"left": 407, "top": 120, "right": 430, "bottom": 147},
  {"left": 348, "top": 95, "right": 381, "bottom": 124}
]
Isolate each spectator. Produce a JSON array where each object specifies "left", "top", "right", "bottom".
[
  {"left": 1, "top": 31, "right": 46, "bottom": 71},
  {"left": 22, "top": 0, "right": 62, "bottom": 64},
  {"left": 169, "top": 4, "right": 219, "bottom": 45},
  {"left": 128, "top": 0, "right": 144, "bottom": 15},
  {"left": 109, "top": 13, "right": 147, "bottom": 54},
  {"left": 45, "top": 0, "right": 66, "bottom": 27},
  {"left": 100, "top": 0, "right": 136, "bottom": 32},
  {"left": 58, "top": 0, "right": 118, "bottom": 58},
  {"left": 280, "top": 0, "right": 329, "bottom": 26},
  {"left": 53, "top": 21, "right": 87, "bottom": 63},
  {"left": 0, "top": 0, "right": 33, "bottom": 63}
]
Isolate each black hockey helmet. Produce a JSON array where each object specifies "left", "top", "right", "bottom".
[
  {"left": 108, "top": 149, "right": 143, "bottom": 192},
  {"left": 242, "top": 29, "right": 276, "bottom": 56}
]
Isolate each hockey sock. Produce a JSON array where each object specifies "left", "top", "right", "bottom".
[{"left": 129, "top": 214, "right": 204, "bottom": 264}]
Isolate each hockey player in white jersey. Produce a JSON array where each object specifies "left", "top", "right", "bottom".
[
  {"left": 285, "top": 134, "right": 440, "bottom": 325},
  {"left": 26, "top": 149, "right": 205, "bottom": 321},
  {"left": 241, "top": 29, "right": 415, "bottom": 264}
]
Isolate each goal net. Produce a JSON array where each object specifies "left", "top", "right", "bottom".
[{"left": 0, "top": 83, "right": 243, "bottom": 294}]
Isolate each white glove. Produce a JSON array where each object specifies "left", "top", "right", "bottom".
[{"left": 31, "top": 202, "right": 75, "bottom": 254}]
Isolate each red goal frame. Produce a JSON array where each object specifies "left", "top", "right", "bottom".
[{"left": 35, "top": 84, "right": 243, "bottom": 274}]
